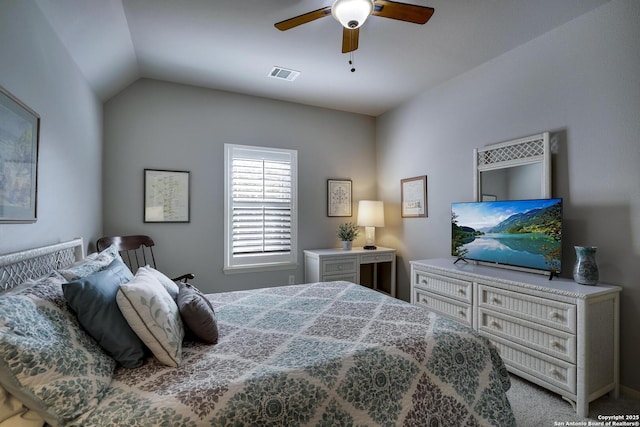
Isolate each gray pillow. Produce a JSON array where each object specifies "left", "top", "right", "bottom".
[
  {"left": 63, "top": 259, "right": 146, "bottom": 368},
  {"left": 177, "top": 283, "right": 218, "bottom": 344}
]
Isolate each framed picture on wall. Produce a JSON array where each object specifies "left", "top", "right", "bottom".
[
  {"left": 401, "top": 175, "right": 427, "bottom": 218},
  {"left": 327, "top": 179, "right": 352, "bottom": 217},
  {"left": 144, "top": 169, "right": 190, "bottom": 223},
  {"left": 0, "top": 85, "right": 40, "bottom": 223}
]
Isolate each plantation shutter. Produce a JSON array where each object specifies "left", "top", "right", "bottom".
[
  {"left": 231, "top": 157, "right": 292, "bottom": 255},
  {"left": 224, "top": 144, "right": 297, "bottom": 271}
]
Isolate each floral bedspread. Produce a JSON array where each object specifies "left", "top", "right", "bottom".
[{"left": 76, "top": 281, "right": 515, "bottom": 426}]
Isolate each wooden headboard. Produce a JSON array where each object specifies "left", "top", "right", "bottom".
[{"left": 0, "top": 238, "right": 84, "bottom": 292}]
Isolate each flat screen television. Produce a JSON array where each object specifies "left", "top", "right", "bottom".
[{"left": 451, "top": 198, "right": 562, "bottom": 275}]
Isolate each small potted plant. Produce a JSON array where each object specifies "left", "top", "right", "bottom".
[{"left": 337, "top": 222, "right": 360, "bottom": 250}]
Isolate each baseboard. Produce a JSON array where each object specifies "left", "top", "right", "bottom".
[{"left": 621, "top": 385, "right": 640, "bottom": 400}]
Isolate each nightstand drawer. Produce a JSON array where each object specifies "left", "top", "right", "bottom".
[
  {"left": 360, "top": 252, "right": 394, "bottom": 264},
  {"left": 414, "top": 270, "right": 472, "bottom": 303},
  {"left": 478, "top": 308, "right": 576, "bottom": 363},
  {"left": 322, "top": 257, "right": 357, "bottom": 275},
  {"left": 478, "top": 284, "right": 576, "bottom": 333},
  {"left": 414, "top": 288, "right": 472, "bottom": 327}
]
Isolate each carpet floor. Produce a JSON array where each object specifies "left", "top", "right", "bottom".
[{"left": 507, "top": 375, "right": 640, "bottom": 427}]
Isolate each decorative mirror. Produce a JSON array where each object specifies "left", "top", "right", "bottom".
[{"left": 474, "top": 132, "right": 551, "bottom": 201}]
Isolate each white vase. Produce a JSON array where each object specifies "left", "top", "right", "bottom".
[{"left": 342, "top": 241, "right": 352, "bottom": 250}]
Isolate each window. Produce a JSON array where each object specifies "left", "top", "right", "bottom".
[{"left": 224, "top": 144, "right": 298, "bottom": 272}]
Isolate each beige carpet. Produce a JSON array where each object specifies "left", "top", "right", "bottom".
[{"left": 507, "top": 375, "right": 640, "bottom": 427}]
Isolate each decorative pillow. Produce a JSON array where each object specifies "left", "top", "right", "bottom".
[
  {"left": 63, "top": 259, "right": 145, "bottom": 368},
  {"left": 177, "top": 282, "right": 219, "bottom": 344},
  {"left": 116, "top": 269, "right": 184, "bottom": 367},
  {"left": 0, "top": 280, "right": 116, "bottom": 427},
  {"left": 138, "top": 265, "right": 179, "bottom": 300},
  {"left": 58, "top": 244, "right": 122, "bottom": 281}
]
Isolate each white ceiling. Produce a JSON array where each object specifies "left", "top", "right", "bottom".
[{"left": 35, "top": 0, "right": 611, "bottom": 116}]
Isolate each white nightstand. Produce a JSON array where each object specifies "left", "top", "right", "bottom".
[{"left": 304, "top": 247, "right": 396, "bottom": 297}]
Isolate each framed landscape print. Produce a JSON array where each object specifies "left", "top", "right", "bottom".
[
  {"left": 144, "top": 169, "right": 190, "bottom": 223},
  {"left": 401, "top": 175, "right": 427, "bottom": 218},
  {"left": 0, "top": 86, "right": 40, "bottom": 223},
  {"left": 327, "top": 179, "right": 352, "bottom": 217}
]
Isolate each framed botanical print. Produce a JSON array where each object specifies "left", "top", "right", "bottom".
[
  {"left": 327, "top": 179, "right": 352, "bottom": 217},
  {"left": 401, "top": 175, "right": 427, "bottom": 218},
  {"left": 0, "top": 86, "right": 40, "bottom": 223},
  {"left": 144, "top": 169, "right": 190, "bottom": 223}
]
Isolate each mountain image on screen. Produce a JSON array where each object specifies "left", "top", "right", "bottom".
[{"left": 451, "top": 199, "right": 562, "bottom": 273}]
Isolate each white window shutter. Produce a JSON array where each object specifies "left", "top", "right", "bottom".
[{"left": 224, "top": 144, "right": 297, "bottom": 271}]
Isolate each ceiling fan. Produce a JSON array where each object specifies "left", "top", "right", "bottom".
[{"left": 275, "top": 0, "right": 434, "bottom": 54}]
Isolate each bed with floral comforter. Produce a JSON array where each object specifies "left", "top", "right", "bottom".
[
  {"left": 1, "top": 239, "right": 514, "bottom": 427},
  {"left": 73, "top": 280, "right": 514, "bottom": 426}
]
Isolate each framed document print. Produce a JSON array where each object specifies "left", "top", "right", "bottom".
[
  {"left": 327, "top": 179, "right": 352, "bottom": 217},
  {"left": 0, "top": 86, "right": 40, "bottom": 223},
  {"left": 401, "top": 175, "right": 427, "bottom": 218},
  {"left": 144, "top": 169, "right": 190, "bottom": 223}
]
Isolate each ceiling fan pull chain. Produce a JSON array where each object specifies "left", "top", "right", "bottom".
[{"left": 349, "top": 52, "right": 356, "bottom": 72}]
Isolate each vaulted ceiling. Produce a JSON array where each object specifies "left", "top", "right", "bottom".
[{"left": 35, "top": 0, "right": 611, "bottom": 116}]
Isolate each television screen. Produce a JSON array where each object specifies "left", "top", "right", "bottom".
[{"left": 451, "top": 198, "right": 562, "bottom": 273}]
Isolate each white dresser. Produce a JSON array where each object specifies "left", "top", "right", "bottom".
[
  {"left": 304, "top": 247, "right": 396, "bottom": 297},
  {"left": 410, "top": 258, "right": 621, "bottom": 418}
]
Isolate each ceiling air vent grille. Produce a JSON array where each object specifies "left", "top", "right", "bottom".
[{"left": 269, "top": 66, "right": 300, "bottom": 82}]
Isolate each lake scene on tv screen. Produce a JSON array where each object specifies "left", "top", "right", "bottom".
[{"left": 451, "top": 198, "right": 562, "bottom": 272}]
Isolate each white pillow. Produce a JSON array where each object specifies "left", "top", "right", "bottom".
[
  {"left": 116, "top": 268, "right": 184, "bottom": 367},
  {"left": 138, "top": 266, "right": 179, "bottom": 300}
]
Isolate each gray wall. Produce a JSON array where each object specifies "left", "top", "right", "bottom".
[
  {"left": 103, "top": 79, "right": 376, "bottom": 293},
  {"left": 0, "top": 1, "right": 103, "bottom": 255},
  {"left": 376, "top": 0, "right": 640, "bottom": 393}
]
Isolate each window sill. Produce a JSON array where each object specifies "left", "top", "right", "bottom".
[{"left": 223, "top": 262, "right": 298, "bottom": 275}]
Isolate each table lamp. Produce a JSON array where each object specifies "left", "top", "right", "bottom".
[{"left": 357, "top": 200, "right": 384, "bottom": 250}]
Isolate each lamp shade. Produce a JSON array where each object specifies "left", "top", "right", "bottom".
[
  {"left": 331, "top": 0, "right": 373, "bottom": 29},
  {"left": 357, "top": 200, "right": 384, "bottom": 227}
]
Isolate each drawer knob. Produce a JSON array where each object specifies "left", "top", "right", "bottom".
[
  {"left": 458, "top": 289, "right": 466, "bottom": 295},
  {"left": 549, "top": 368, "right": 562, "bottom": 379},
  {"left": 550, "top": 311, "right": 562, "bottom": 320},
  {"left": 490, "top": 320, "right": 500, "bottom": 329},
  {"left": 338, "top": 265, "right": 343, "bottom": 270},
  {"left": 551, "top": 341, "right": 560, "bottom": 349},
  {"left": 421, "top": 297, "right": 428, "bottom": 304},
  {"left": 458, "top": 310, "right": 466, "bottom": 317},
  {"left": 421, "top": 279, "right": 428, "bottom": 285},
  {"left": 491, "top": 297, "right": 501, "bottom": 305}
]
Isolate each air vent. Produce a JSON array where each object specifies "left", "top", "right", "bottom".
[{"left": 269, "top": 66, "right": 300, "bottom": 82}]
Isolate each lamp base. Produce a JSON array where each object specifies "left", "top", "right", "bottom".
[{"left": 363, "top": 245, "right": 377, "bottom": 250}]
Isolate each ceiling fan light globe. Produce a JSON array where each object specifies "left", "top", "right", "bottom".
[{"left": 332, "top": 0, "right": 373, "bottom": 29}]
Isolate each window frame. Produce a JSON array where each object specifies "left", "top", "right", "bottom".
[{"left": 223, "top": 143, "right": 298, "bottom": 273}]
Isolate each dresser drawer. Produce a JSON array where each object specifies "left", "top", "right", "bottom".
[
  {"left": 478, "top": 285, "right": 576, "bottom": 333},
  {"left": 414, "top": 270, "right": 472, "bottom": 303},
  {"left": 360, "top": 252, "right": 394, "bottom": 264},
  {"left": 478, "top": 308, "right": 576, "bottom": 363},
  {"left": 485, "top": 333, "right": 576, "bottom": 395},
  {"left": 322, "top": 257, "right": 357, "bottom": 276},
  {"left": 414, "top": 288, "right": 472, "bottom": 327}
]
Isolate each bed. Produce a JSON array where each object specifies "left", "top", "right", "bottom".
[{"left": 0, "top": 239, "right": 515, "bottom": 426}]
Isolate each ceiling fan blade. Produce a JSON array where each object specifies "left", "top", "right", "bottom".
[
  {"left": 372, "top": 0, "right": 434, "bottom": 24},
  {"left": 342, "top": 28, "right": 359, "bottom": 53},
  {"left": 275, "top": 7, "right": 332, "bottom": 31}
]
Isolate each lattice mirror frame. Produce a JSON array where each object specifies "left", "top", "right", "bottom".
[{"left": 473, "top": 132, "right": 551, "bottom": 201}]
